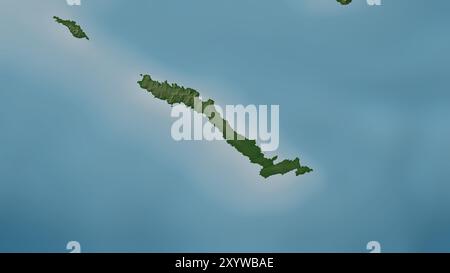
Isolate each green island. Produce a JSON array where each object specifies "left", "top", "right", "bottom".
[
  {"left": 138, "top": 74, "right": 313, "bottom": 179},
  {"left": 53, "top": 16, "right": 89, "bottom": 40},
  {"left": 337, "top": 0, "right": 352, "bottom": 5}
]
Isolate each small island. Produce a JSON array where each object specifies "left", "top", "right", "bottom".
[
  {"left": 337, "top": 0, "right": 352, "bottom": 5},
  {"left": 53, "top": 16, "right": 89, "bottom": 40}
]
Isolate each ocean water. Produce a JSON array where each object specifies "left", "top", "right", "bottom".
[{"left": 0, "top": 0, "right": 449, "bottom": 252}]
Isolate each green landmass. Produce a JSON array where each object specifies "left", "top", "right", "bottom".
[
  {"left": 53, "top": 16, "right": 89, "bottom": 40},
  {"left": 138, "top": 74, "right": 313, "bottom": 179},
  {"left": 337, "top": 0, "right": 352, "bottom": 5}
]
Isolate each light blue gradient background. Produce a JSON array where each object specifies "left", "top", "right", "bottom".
[{"left": 1, "top": 0, "right": 449, "bottom": 252}]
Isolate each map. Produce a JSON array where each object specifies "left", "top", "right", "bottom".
[{"left": 1, "top": 0, "right": 449, "bottom": 254}]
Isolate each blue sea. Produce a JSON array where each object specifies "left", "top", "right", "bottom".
[{"left": 0, "top": 0, "right": 449, "bottom": 252}]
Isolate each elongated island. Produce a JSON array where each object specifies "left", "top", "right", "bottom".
[{"left": 138, "top": 74, "right": 312, "bottom": 179}]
